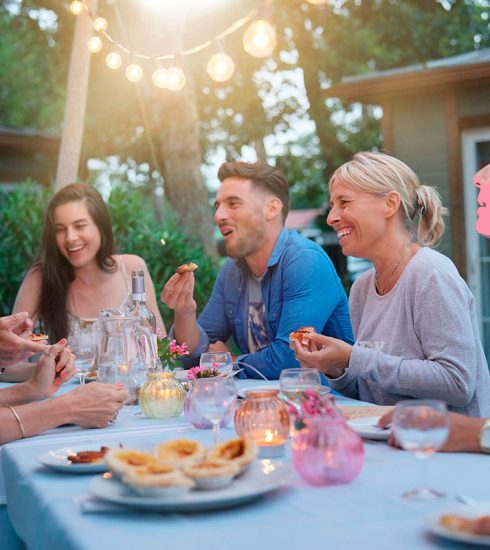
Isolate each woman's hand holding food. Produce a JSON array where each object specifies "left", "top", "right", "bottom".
[
  {"left": 0, "top": 312, "right": 48, "bottom": 367},
  {"left": 25, "top": 339, "right": 75, "bottom": 399},
  {"left": 294, "top": 332, "right": 352, "bottom": 379},
  {"left": 62, "top": 383, "right": 128, "bottom": 428}
]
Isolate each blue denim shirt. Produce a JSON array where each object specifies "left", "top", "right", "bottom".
[{"left": 184, "top": 229, "right": 353, "bottom": 379}]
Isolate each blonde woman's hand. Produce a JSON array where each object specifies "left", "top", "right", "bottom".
[{"left": 294, "top": 333, "right": 352, "bottom": 379}]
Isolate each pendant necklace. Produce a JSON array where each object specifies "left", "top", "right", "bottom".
[{"left": 375, "top": 241, "right": 412, "bottom": 296}]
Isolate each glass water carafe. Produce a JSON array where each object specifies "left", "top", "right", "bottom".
[{"left": 97, "top": 315, "right": 145, "bottom": 405}]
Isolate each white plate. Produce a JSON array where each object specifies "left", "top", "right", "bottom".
[
  {"left": 89, "top": 459, "right": 291, "bottom": 512},
  {"left": 426, "top": 503, "right": 490, "bottom": 546},
  {"left": 38, "top": 445, "right": 110, "bottom": 474},
  {"left": 347, "top": 416, "right": 390, "bottom": 440}
]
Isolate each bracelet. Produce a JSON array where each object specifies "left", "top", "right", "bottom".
[{"left": 5, "top": 405, "right": 26, "bottom": 439}]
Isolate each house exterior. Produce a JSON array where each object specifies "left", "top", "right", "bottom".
[
  {"left": 324, "top": 48, "right": 490, "bottom": 358},
  {"left": 0, "top": 125, "right": 59, "bottom": 186}
]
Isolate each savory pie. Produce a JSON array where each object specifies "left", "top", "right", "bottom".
[
  {"left": 289, "top": 326, "right": 316, "bottom": 346},
  {"left": 28, "top": 333, "right": 48, "bottom": 342},
  {"left": 154, "top": 439, "right": 206, "bottom": 467},
  {"left": 176, "top": 262, "right": 199, "bottom": 274},
  {"left": 183, "top": 459, "right": 239, "bottom": 490},
  {"left": 105, "top": 449, "right": 157, "bottom": 478},
  {"left": 440, "top": 514, "right": 490, "bottom": 536},
  {"left": 207, "top": 437, "right": 258, "bottom": 472},
  {"left": 123, "top": 464, "right": 195, "bottom": 497}
]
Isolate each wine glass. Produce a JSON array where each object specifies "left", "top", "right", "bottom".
[
  {"left": 200, "top": 352, "right": 234, "bottom": 376},
  {"left": 72, "top": 344, "right": 96, "bottom": 385},
  {"left": 191, "top": 377, "right": 237, "bottom": 444},
  {"left": 392, "top": 399, "right": 449, "bottom": 500},
  {"left": 279, "top": 368, "right": 322, "bottom": 405}
]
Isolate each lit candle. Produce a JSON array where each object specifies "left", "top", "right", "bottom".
[{"left": 256, "top": 429, "right": 286, "bottom": 458}]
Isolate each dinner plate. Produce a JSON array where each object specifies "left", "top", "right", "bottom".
[
  {"left": 347, "top": 416, "right": 390, "bottom": 440},
  {"left": 38, "top": 445, "right": 109, "bottom": 474},
  {"left": 425, "top": 503, "right": 490, "bottom": 546},
  {"left": 89, "top": 459, "right": 292, "bottom": 512}
]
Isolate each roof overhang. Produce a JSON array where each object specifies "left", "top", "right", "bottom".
[{"left": 323, "top": 59, "right": 490, "bottom": 104}]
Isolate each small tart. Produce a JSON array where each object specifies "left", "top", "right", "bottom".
[
  {"left": 207, "top": 438, "right": 258, "bottom": 472},
  {"left": 183, "top": 459, "right": 239, "bottom": 490},
  {"left": 123, "top": 464, "right": 195, "bottom": 498},
  {"left": 177, "top": 262, "right": 198, "bottom": 274},
  {"left": 154, "top": 439, "right": 206, "bottom": 468},
  {"left": 28, "top": 333, "right": 48, "bottom": 341},
  {"left": 105, "top": 449, "right": 156, "bottom": 478}
]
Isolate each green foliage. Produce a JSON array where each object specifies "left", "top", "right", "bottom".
[
  {"left": 0, "top": 182, "right": 219, "bottom": 328},
  {"left": 0, "top": 181, "right": 48, "bottom": 315}
]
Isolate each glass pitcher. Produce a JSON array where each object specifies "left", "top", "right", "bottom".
[{"left": 97, "top": 314, "right": 145, "bottom": 405}]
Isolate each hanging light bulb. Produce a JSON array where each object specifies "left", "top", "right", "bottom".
[
  {"left": 93, "top": 16, "right": 108, "bottom": 32},
  {"left": 106, "top": 50, "right": 122, "bottom": 70},
  {"left": 70, "top": 1, "right": 83, "bottom": 15},
  {"left": 207, "top": 41, "right": 235, "bottom": 82},
  {"left": 167, "top": 66, "right": 186, "bottom": 90},
  {"left": 125, "top": 56, "right": 143, "bottom": 82},
  {"left": 87, "top": 35, "right": 103, "bottom": 53},
  {"left": 243, "top": 19, "right": 277, "bottom": 58},
  {"left": 152, "top": 66, "right": 169, "bottom": 88}
]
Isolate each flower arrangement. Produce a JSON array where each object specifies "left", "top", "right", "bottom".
[
  {"left": 287, "top": 390, "right": 340, "bottom": 431},
  {"left": 186, "top": 365, "right": 221, "bottom": 380},
  {"left": 156, "top": 336, "right": 189, "bottom": 370}
]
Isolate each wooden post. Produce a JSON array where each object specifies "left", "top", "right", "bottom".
[{"left": 55, "top": 0, "right": 98, "bottom": 191}]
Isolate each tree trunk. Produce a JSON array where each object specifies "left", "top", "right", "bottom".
[{"left": 153, "top": 77, "right": 217, "bottom": 258}]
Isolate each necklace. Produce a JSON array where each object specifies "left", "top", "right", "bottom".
[{"left": 375, "top": 241, "right": 412, "bottom": 296}]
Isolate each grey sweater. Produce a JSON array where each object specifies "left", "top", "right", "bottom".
[{"left": 330, "top": 247, "right": 490, "bottom": 417}]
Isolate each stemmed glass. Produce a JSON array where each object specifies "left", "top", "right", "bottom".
[
  {"left": 200, "top": 352, "right": 234, "bottom": 375},
  {"left": 392, "top": 400, "right": 450, "bottom": 500},
  {"left": 72, "top": 342, "right": 96, "bottom": 385},
  {"left": 191, "top": 377, "right": 237, "bottom": 444},
  {"left": 279, "top": 368, "right": 322, "bottom": 405}
]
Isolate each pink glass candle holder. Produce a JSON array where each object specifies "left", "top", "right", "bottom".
[{"left": 292, "top": 416, "right": 364, "bottom": 486}]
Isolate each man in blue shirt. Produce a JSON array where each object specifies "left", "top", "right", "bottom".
[{"left": 161, "top": 161, "right": 353, "bottom": 379}]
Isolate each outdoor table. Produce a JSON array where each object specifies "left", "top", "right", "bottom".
[{"left": 1, "top": 380, "right": 487, "bottom": 549}]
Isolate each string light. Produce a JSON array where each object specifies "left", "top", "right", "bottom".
[
  {"left": 243, "top": 19, "right": 277, "bottom": 58},
  {"left": 152, "top": 67, "right": 169, "bottom": 88},
  {"left": 71, "top": 0, "right": 278, "bottom": 90},
  {"left": 70, "top": 1, "right": 83, "bottom": 15},
  {"left": 126, "top": 57, "right": 143, "bottom": 82},
  {"left": 106, "top": 50, "right": 122, "bottom": 70},
  {"left": 207, "top": 40, "right": 235, "bottom": 82},
  {"left": 167, "top": 66, "right": 186, "bottom": 91},
  {"left": 93, "top": 16, "right": 108, "bottom": 32},
  {"left": 87, "top": 35, "right": 103, "bottom": 53}
]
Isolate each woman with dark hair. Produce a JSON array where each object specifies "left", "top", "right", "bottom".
[{"left": 13, "top": 183, "right": 165, "bottom": 358}]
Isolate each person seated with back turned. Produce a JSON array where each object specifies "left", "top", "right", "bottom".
[
  {"left": 294, "top": 152, "right": 490, "bottom": 417},
  {"left": 161, "top": 161, "right": 353, "bottom": 379},
  {"left": 0, "top": 313, "right": 127, "bottom": 444},
  {"left": 12, "top": 183, "right": 165, "bottom": 380}
]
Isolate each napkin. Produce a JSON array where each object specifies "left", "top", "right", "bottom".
[{"left": 340, "top": 405, "right": 394, "bottom": 420}]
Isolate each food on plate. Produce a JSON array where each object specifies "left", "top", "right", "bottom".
[
  {"left": 289, "top": 326, "right": 316, "bottom": 346},
  {"left": 183, "top": 459, "right": 239, "bottom": 490},
  {"left": 154, "top": 439, "right": 206, "bottom": 467},
  {"left": 176, "top": 262, "right": 199, "bottom": 274},
  {"left": 440, "top": 513, "right": 490, "bottom": 536},
  {"left": 122, "top": 463, "right": 195, "bottom": 497},
  {"left": 105, "top": 449, "right": 157, "bottom": 478},
  {"left": 208, "top": 437, "right": 258, "bottom": 473},
  {"left": 67, "top": 446, "right": 109, "bottom": 464},
  {"left": 28, "top": 333, "right": 48, "bottom": 342}
]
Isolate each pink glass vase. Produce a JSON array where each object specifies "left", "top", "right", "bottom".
[
  {"left": 183, "top": 381, "right": 234, "bottom": 429},
  {"left": 292, "top": 415, "right": 364, "bottom": 486}
]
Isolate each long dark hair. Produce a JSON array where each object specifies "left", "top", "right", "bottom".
[{"left": 34, "top": 183, "right": 117, "bottom": 341}]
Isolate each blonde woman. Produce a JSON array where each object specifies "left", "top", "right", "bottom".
[{"left": 295, "top": 152, "right": 490, "bottom": 417}]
